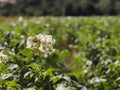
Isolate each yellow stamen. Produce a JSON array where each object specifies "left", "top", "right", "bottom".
[{"left": 0, "top": 56, "right": 3, "bottom": 59}]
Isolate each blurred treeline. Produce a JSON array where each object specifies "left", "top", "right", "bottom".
[{"left": 0, "top": 0, "right": 120, "bottom": 16}]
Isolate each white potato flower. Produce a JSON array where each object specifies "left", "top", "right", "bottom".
[
  {"left": 0, "top": 52, "right": 8, "bottom": 63},
  {"left": 26, "top": 36, "right": 39, "bottom": 50},
  {"left": 26, "top": 34, "right": 55, "bottom": 55},
  {"left": 18, "top": 16, "right": 23, "bottom": 22}
]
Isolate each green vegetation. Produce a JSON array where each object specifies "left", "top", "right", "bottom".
[{"left": 0, "top": 17, "right": 120, "bottom": 90}]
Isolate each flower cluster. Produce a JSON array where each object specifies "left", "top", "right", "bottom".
[
  {"left": 0, "top": 52, "right": 8, "bottom": 63},
  {"left": 27, "top": 34, "right": 55, "bottom": 55}
]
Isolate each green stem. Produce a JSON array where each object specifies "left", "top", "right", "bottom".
[{"left": 38, "top": 52, "right": 44, "bottom": 89}]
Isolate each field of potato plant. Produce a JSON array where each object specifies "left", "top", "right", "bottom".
[{"left": 0, "top": 16, "right": 120, "bottom": 90}]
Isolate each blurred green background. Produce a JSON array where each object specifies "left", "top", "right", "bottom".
[{"left": 0, "top": 0, "right": 120, "bottom": 16}]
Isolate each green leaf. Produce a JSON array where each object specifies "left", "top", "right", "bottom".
[{"left": 44, "top": 68, "right": 56, "bottom": 79}]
